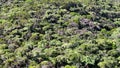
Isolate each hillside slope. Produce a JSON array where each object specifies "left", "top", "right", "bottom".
[{"left": 0, "top": 0, "right": 120, "bottom": 68}]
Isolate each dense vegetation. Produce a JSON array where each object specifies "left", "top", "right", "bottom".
[{"left": 0, "top": 0, "right": 120, "bottom": 68}]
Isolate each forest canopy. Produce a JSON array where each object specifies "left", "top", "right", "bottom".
[{"left": 0, "top": 0, "right": 120, "bottom": 68}]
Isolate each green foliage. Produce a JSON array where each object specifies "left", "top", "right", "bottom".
[
  {"left": 65, "top": 65, "right": 77, "bottom": 68},
  {"left": 0, "top": 0, "right": 120, "bottom": 68},
  {"left": 98, "top": 57, "right": 117, "bottom": 68}
]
